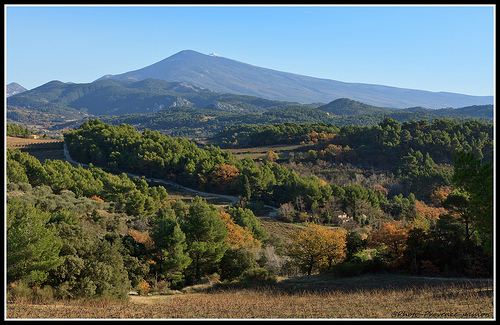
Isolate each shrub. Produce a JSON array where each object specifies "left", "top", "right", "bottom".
[
  {"left": 360, "top": 255, "right": 387, "bottom": 273},
  {"left": 239, "top": 267, "right": 276, "bottom": 283},
  {"left": 32, "top": 285, "right": 55, "bottom": 303},
  {"left": 6, "top": 281, "right": 32, "bottom": 303},
  {"left": 219, "top": 248, "right": 258, "bottom": 281},
  {"left": 6, "top": 281, "right": 55, "bottom": 304},
  {"left": 331, "top": 262, "right": 362, "bottom": 277},
  {"left": 32, "top": 185, "right": 53, "bottom": 197},
  {"left": 7, "top": 183, "right": 19, "bottom": 191},
  {"left": 256, "top": 245, "right": 290, "bottom": 276},
  {"left": 137, "top": 279, "right": 151, "bottom": 296},
  {"left": 18, "top": 182, "right": 32, "bottom": 192}
]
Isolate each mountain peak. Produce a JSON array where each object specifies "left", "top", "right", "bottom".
[
  {"left": 6, "top": 82, "right": 28, "bottom": 97},
  {"left": 94, "top": 50, "right": 493, "bottom": 108}
]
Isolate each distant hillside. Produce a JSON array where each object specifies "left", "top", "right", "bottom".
[
  {"left": 91, "top": 103, "right": 492, "bottom": 140},
  {"left": 6, "top": 82, "right": 27, "bottom": 97},
  {"left": 317, "top": 98, "right": 493, "bottom": 119},
  {"left": 7, "top": 76, "right": 493, "bottom": 139},
  {"left": 95, "top": 50, "right": 493, "bottom": 109},
  {"left": 316, "top": 98, "right": 395, "bottom": 116},
  {"left": 7, "top": 78, "right": 317, "bottom": 116}
]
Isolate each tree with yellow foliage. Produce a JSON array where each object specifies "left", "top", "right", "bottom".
[
  {"left": 264, "top": 150, "right": 279, "bottom": 164},
  {"left": 288, "top": 223, "right": 347, "bottom": 275},
  {"left": 219, "top": 211, "right": 261, "bottom": 250},
  {"left": 321, "top": 227, "right": 348, "bottom": 272}
]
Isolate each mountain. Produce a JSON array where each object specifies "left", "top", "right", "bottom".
[
  {"left": 7, "top": 76, "right": 492, "bottom": 138},
  {"left": 6, "top": 78, "right": 318, "bottom": 116},
  {"left": 7, "top": 76, "right": 493, "bottom": 124},
  {"left": 95, "top": 50, "right": 493, "bottom": 109},
  {"left": 6, "top": 82, "right": 27, "bottom": 97}
]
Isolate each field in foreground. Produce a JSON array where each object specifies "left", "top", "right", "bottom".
[{"left": 7, "top": 274, "right": 493, "bottom": 319}]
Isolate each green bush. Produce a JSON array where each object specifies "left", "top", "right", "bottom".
[
  {"left": 18, "top": 182, "right": 32, "bottom": 192},
  {"left": 331, "top": 262, "right": 362, "bottom": 277},
  {"left": 219, "top": 247, "right": 258, "bottom": 281},
  {"left": 7, "top": 182, "right": 19, "bottom": 191},
  {"left": 360, "top": 255, "right": 387, "bottom": 273},
  {"left": 239, "top": 267, "right": 276, "bottom": 283}
]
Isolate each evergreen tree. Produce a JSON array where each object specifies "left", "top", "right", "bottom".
[
  {"left": 150, "top": 205, "right": 191, "bottom": 287},
  {"left": 452, "top": 152, "right": 493, "bottom": 254},
  {"left": 7, "top": 200, "right": 65, "bottom": 285},
  {"left": 181, "top": 197, "right": 228, "bottom": 283}
]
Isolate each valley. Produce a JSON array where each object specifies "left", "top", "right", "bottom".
[
  {"left": 5, "top": 112, "right": 494, "bottom": 319},
  {"left": 5, "top": 50, "right": 494, "bottom": 321}
]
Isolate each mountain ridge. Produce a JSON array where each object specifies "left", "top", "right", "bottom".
[
  {"left": 6, "top": 78, "right": 319, "bottom": 116},
  {"left": 95, "top": 50, "right": 493, "bottom": 109}
]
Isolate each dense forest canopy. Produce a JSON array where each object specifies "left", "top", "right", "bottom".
[
  {"left": 63, "top": 118, "right": 493, "bottom": 215},
  {"left": 215, "top": 118, "right": 493, "bottom": 166},
  {"left": 6, "top": 115, "right": 494, "bottom": 301}
]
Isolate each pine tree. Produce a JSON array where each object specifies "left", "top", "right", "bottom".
[
  {"left": 7, "top": 200, "right": 65, "bottom": 285},
  {"left": 150, "top": 205, "right": 191, "bottom": 286},
  {"left": 452, "top": 152, "right": 493, "bottom": 254},
  {"left": 181, "top": 197, "right": 228, "bottom": 283}
]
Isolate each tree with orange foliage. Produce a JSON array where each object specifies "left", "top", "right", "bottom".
[
  {"left": 412, "top": 200, "right": 444, "bottom": 221},
  {"left": 89, "top": 195, "right": 104, "bottom": 202},
  {"left": 219, "top": 211, "right": 261, "bottom": 249},
  {"left": 128, "top": 229, "right": 155, "bottom": 250},
  {"left": 367, "top": 221, "right": 408, "bottom": 267},
  {"left": 430, "top": 186, "right": 453, "bottom": 206},
  {"left": 288, "top": 223, "right": 347, "bottom": 275},
  {"left": 210, "top": 164, "right": 240, "bottom": 193},
  {"left": 264, "top": 150, "right": 279, "bottom": 164},
  {"left": 373, "top": 184, "right": 389, "bottom": 196}
]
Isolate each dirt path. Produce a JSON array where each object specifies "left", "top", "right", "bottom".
[{"left": 64, "top": 143, "right": 278, "bottom": 213}]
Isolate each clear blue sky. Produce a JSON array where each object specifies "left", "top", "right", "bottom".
[{"left": 5, "top": 5, "right": 495, "bottom": 96}]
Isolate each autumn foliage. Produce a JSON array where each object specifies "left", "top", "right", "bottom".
[
  {"left": 288, "top": 223, "right": 347, "bottom": 275},
  {"left": 430, "top": 186, "right": 453, "bottom": 206},
  {"left": 210, "top": 164, "right": 240, "bottom": 192},
  {"left": 89, "top": 195, "right": 104, "bottom": 202},
  {"left": 411, "top": 200, "right": 444, "bottom": 221},
  {"left": 136, "top": 279, "right": 151, "bottom": 295},
  {"left": 129, "top": 229, "right": 155, "bottom": 250},
  {"left": 219, "top": 211, "right": 261, "bottom": 249},
  {"left": 367, "top": 221, "right": 408, "bottom": 267}
]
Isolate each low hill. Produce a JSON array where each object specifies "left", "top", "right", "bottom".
[
  {"left": 317, "top": 98, "right": 493, "bottom": 119},
  {"left": 316, "top": 98, "right": 394, "bottom": 116},
  {"left": 7, "top": 77, "right": 493, "bottom": 140}
]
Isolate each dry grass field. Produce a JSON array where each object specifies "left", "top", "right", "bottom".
[
  {"left": 6, "top": 274, "right": 493, "bottom": 319},
  {"left": 228, "top": 144, "right": 307, "bottom": 161},
  {"left": 6, "top": 136, "right": 65, "bottom": 162}
]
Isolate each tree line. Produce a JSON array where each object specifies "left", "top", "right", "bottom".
[
  {"left": 7, "top": 149, "right": 271, "bottom": 299},
  {"left": 6, "top": 117, "right": 493, "bottom": 301},
  {"left": 7, "top": 123, "right": 38, "bottom": 138},
  {"left": 215, "top": 118, "right": 492, "bottom": 166}
]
